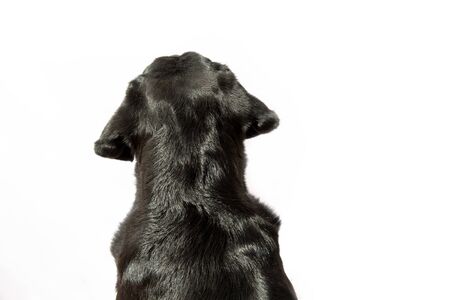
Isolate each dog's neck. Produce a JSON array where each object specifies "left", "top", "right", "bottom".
[{"left": 134, "top": 123, "right": 248, "bottom": 209}]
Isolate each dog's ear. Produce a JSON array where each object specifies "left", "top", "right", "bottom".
[
  {"left": 244, "top": 94, "right": 279, "bottom": 139},
  {"left": 94, "top": 83, "right": 143, "bottom": 161}
]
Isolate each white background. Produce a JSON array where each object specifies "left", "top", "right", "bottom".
[{"left": 1, "top": 1, "right": 449, "bottom": 299}]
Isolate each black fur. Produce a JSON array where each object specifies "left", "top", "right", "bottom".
[{"left": 95, "top": 52, "right": 297, "bottom": 300}]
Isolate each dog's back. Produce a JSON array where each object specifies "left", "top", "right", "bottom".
[
  {"left": 112, "top": 201, "right": 296, "bottom": 300},
  {"left": 95, "top": 52, "right": 297, "bottom": 299}
]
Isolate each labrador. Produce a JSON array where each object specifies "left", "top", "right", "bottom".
[{"left": 95, "top": 52, "right": 297, "bottom": 300}]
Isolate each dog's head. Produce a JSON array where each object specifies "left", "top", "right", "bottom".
[{"left": 94, "top": 52, "right": 279, "bottom": 161}]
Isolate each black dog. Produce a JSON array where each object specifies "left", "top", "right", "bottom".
[{"left": 95, "top": 52, "right": 297, "bottom": 300}]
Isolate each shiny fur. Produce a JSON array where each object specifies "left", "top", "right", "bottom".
[{"left": 95, "top": 52, "right": 297, "bottom": 299}]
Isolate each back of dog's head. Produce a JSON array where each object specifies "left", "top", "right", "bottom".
[{"left": 94, "top": 52, "right": 279, "bottom": 162}]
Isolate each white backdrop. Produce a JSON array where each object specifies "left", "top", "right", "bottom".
[{"left": 1, "top": 1, "right": 449, "bottom": 299}]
